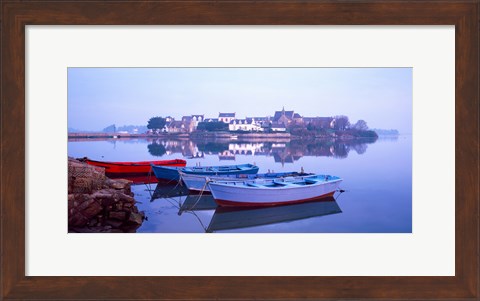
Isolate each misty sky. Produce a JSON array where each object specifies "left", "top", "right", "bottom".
[{"left": 68, "top": 68, "right": 412, "bottom": 133}]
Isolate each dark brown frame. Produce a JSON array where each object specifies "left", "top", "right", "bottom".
[{"left": 1, "top": 1, "right": 478, "bottom": 300}]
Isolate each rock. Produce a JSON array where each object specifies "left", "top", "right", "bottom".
[
  {"left": 92, "top": 190, "right": 114, "bottom": 199},
  {"left": 109, "top": 211, "right": 127, "bottom": 220},
  {"left": 69, "top": 212, "right": 88, "bottom": 227},
  {"left": 76, "top": 197, "right": 95, "bottom": 212},
  {"left": 105, "top": 219, "right": 123, "bottom": 228},
  {"left": 68, "top": 158, "right": 144, "bottom": 233},
  {"left": 128, "top": 212, "right": 145, "bottom": 225},
  {"left": 119, "top": 193, "right": 135, "bottom": 203},
  {"left": 82, "top": 201, "right": 102, "bottom": 218},
  {"left": 100, "top": 196, "right": 116, "bottom": 207},
  {"left": 108, "top": 179, "right": 131, "bottom": 191}
]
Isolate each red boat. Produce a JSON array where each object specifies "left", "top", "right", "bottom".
[{"left": 81, "top": 158, "right": 186, "bottom": 176}]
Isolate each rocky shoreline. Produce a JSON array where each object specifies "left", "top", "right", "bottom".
[{"left": 68, "top": 158, "right": 146, "bottom": 233}]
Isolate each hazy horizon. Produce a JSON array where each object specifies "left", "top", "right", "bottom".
[{"left": 68, "top": 68, "right": 412, "bottom": 133}]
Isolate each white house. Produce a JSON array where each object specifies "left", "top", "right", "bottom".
[
  {"left": 270, "top": 123, "right": 287, "bottom": 132},
  {"left": 219, "top": 113, "right": 236, "bottom": 123},
  {"left": 229, "top": 119, "right": 263, "bottom": 132}
]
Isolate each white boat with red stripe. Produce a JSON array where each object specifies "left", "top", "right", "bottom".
[{"left": 208, "top": 174, "right": 342, "bottom": 207}]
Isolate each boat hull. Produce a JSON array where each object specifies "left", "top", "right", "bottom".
[
  {"left": 84, "top": 158, "right": 186, "bottom": 176},
  {"left": 151, "top": 164, "right": 259, "bottom": 182},
  {"left": 209, "top": 178, "right": 342, "bottom": 207},
  {"left": 151, "top": 165, "right": 183, "bottom": 181}
]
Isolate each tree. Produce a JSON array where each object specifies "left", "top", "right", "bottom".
[
  {"left": 333, "top": 116, "right": 350, "bottom": 131},
  {"left": 102, "top": 124, "right": 116, "bottom": 133},
  {"left": 147, "top": 117, "right": 166, "bottom": 131},
  {"left": 352, "top": 120, "right": 368, "bottom": 131},
  {"left": 196, "top": 122, "right": 228, "bottom": 132}
]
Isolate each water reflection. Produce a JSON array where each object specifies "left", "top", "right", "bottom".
[
  {"left": 108, "top": 173, "right": 159, "bottom": 184},
  {"left": 207, "top": 196, "right": 341, "bottom": 233},
  {"left": 149, "top": 182, "right": 343, "bottom": 233},
  {"left": 179, "top": 194, "right": 217, "bottom": 213},
  {"left": 146, "top": 137, "right": 378, "bottom": 163},
  {"left": 150, "top": 182, "right": 189, "bottom": 200}
]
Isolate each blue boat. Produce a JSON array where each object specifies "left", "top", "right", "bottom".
[
  {"left": 151, "top": 163, "right": 259, "bottom": 182},
  {"left": 181, "top": 171, "right": 313, "bottom": 192}
]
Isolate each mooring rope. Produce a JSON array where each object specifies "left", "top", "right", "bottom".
[
  {"left": 183, "top": 210, "right": 208, "bottom": 232},
  {"left": 187, "top": 178, "right": 211, "bottom": 210},
  {"left": 145, "top": 168, "right": 154, "bottom": 198}
]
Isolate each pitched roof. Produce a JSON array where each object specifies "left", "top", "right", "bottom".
[
  {"left": 247, "top": 116, "right": 269, "bottom": 121},
  {"left": 273, "top": 110, "right": 294, "bottom": 121},
  {"left": 168, "top": 121, "right": 184, "bottom": 128},
  {"left": 219, "top": 113, "right": 235, "bottom": 117},
  {"left": 230, "top": 119, "right": 255, "bottom": 125}
]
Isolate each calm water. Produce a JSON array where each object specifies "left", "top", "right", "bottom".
[{"left": 68, "top": 136, "right": 412, "bottom": 233}]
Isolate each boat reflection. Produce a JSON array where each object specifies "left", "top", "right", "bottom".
[
  {"left": 178, "top": 194, "right": 217, "bottom": 214},
  {"left": 108, "top": 173, "right": 159, "bottom": 184},
  {"left": 205, "top": 196, "right": 341, "bottom": 233},
  {"left": 150, "top": 182, "right": 190, "bottom": 201}
]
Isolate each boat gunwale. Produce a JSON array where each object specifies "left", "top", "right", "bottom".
[
  {"left": 85, "top": 158, "right": 186, "bottom": 167},
  {"left": 179, "top": 170, "right": 310, "bottom": 180},
  {"left": 208, "top": 178, "right": 342, "bottom": 191}
]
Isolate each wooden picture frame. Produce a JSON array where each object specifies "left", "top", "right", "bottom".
[{"left": 1, "top": 1, "right": 478, "bottom": 300}]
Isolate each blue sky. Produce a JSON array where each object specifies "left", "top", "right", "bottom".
[{"left": 68, "top": 68, "right": 412, "bottom": 133}]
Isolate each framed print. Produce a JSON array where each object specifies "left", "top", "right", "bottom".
[{"left": 1, "top": 1, "right": 478, "bottom": 300}]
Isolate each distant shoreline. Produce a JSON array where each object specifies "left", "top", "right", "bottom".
[
  {"left": 68, "top": 131, "right": 386, "bottom": 141},
  {"left": 68, "top": 132, "right": 291, "bottom": 140}
]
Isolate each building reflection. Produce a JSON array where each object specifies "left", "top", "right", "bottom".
[
  {"left": 147, "top": 139, "right": 204, "bottom": 158},
  {"left": 146, "top": 137, "right": 377, "bottom": 163}
]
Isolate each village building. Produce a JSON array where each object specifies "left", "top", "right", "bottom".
[
  {"left": 204, "top": 118, "right": 219, "bottom": 123},
  {"left": 246, "top": 116, "right": 270, "bottom": 128},
  {"left": 218, "top": 113, "right": 236, "bottom": 123},
  {"left": 181, "top": 116, "right": 193, "bottom": 132},
  {"left": 270, "top": 123, "right": 287, "bottom": 132},
  {"left": 229, "top": 118, "right": 263, "bottom": 132},
  {"left": 303, "top": 117, "right": 336, "bottom": 129},
  {"left": 190, "top": 114, "right": 204, "bottom": 130},
  {"left": 247, "top": 116, "right": 270, "bottom": 123},
  {"left": 272, "top": 107, "right": 295, "bottom": 125},
  {"left": 293, "top": 113, "right": 303, "bottom": 124},
  {"left": 166, "top": 120, "right": 186, "bottom": 133},
  {"left": 191, "top": 115, "right": 204, "bottom": 123},
  {"left": 179, "top": 114, "right": 205, "bottom": 132}
]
